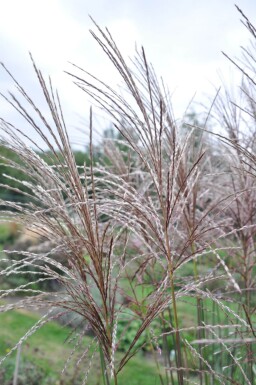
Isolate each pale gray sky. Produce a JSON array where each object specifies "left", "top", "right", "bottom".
[{"left": 0, "top": 0, "right": 255, "bottom": 147}]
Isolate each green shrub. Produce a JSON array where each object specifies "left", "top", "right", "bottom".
[{"left": 0, "top": 223, "right": 19, "bottom": 245}]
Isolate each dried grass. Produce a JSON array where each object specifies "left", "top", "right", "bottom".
[{"left": 0, "top": 7, "right": 255, "bottom": 385}]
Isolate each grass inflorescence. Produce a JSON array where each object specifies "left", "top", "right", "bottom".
[{"left": 0, "top": 5, "right": 256, "bottom": 385}]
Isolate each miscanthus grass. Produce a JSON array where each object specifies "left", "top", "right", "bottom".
[{"left": 0, "top": 7, "right": 255, "bottom": 385}]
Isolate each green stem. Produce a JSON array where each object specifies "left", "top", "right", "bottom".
[
  {"left": 193, "top": 251, "right": 209, "bottom": 385},
  {"left": 164, "top": 222, "right": 184, "bottom": 385},
  {"left": 161, "top": 179, "right": 184, "bottom": 384},
  {"left": 169, "top": 269, "right": 184, "bottom": 385},
  {"left": 113, "top": 371, "right": 118, "bottom": 385},
  {"left": 99, "top": 346, "right": 110, "bottom": 385}
]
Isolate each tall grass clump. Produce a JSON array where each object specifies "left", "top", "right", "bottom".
[{"left": 0, "top": 8, "right": 255, "bottom": 385}]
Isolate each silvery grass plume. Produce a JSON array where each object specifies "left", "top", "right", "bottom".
[
  {"left": 208, "top": 6, "right": 256, "bottom": 383},
  {"left": 0, "top": 16, "right": 253, "bottom": 385}
]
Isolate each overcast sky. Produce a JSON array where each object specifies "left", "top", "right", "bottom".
[{"left": 0, "top": 0, "right": 255, "bottom": 148}]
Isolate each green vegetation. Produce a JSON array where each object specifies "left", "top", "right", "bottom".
[
  {"left": 0, "top": 308, "right": 162, "bottom": 385},
  {"left": 0, "top": 146, "right": 91, "bottom": 205},
  {"left": 0, "top": 222, "right": 19, "bottom": 244}
]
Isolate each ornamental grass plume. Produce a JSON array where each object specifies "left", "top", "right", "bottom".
[
  {"left": 208, "top": 6, "right": 256, "bottom": 383},
  {"left": 0, "top": 10, "right": 255, "bottom": 385}
]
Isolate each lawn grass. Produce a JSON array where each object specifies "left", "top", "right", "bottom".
[{"left": 0, "top": 308, "right": 162, "bottom": 385}]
